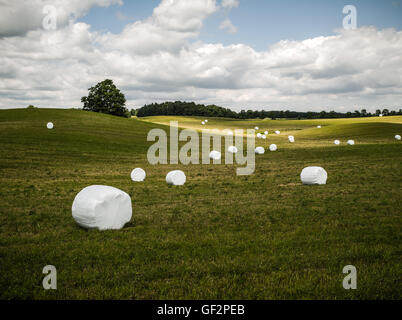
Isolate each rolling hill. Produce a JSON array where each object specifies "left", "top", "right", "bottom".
[{"left": 0, "top": 109, "right": 401, "bottom": 299}]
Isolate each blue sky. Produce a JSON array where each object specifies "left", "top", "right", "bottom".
[{"left": 81, "top": 0, "right": 402, "bottom": 51}]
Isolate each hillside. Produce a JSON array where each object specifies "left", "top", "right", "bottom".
[{"left": 0, "top": 109, "right": 401, "bottom": 299}]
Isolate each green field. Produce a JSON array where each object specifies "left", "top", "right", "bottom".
[{"left": 0, "top": 108, "right": 401, "bottom": 299}]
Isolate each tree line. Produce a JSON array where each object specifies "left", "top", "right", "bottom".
[
  {"left": 135, "top": 101, "right": 402, "bottom": 120},
  {"left": 72, "top": 79, "right": 402, "bottom": 119}
]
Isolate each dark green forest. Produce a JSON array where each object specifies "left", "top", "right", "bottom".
[{"left": 134, "top": 101, "right": 402, "bottom": 119}]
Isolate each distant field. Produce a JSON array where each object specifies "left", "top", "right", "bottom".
[{"left": 0, "top": 109, "right": 401, "bottom": 299}]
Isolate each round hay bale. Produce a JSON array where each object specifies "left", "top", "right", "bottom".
[
  {"left": 47, "top": 122, "right": 54, "bottom": 129},
  {"left": 209, "top": 150, "right": 221, "bottom": 160},
  {"left": 72, "top": 185, "right": 132, "bottom": 230},
  {"left": 130, "top": 168, "right": 146, "bottom": 182},
  {"left": 269, "top": 144, "right": 277, "bottom": 151},
  {"left": 166, "top": 170, "right": 186, "bottom": 186},
  {"left": 300, "top": 167, "right": 327, "bottom": 185},
  {"left": 347, "top": 140, "right": 355, "bottom": 145},
  {"left": 334, "top": 140, "right": 340, "bottom": 145},
  {"left": 228, "top": 146, "right": 238, "bottom": 153},
  {"left": 395, "top": 135, "right": 401, "bottom": 140},
  {"left": 288, "top": 136, "right": 295, "bottom": 143},
  {"left": 255, "top": 147, "right": 265, "bottom": 154}
]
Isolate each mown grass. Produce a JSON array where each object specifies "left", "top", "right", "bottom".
[{"left": 0, "top": 109, "right": 401, "bottom": 299}]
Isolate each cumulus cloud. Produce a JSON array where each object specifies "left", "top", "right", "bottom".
[
  {"left": 101, "top": 0, "right": 217, "bottom": 55},
  {"left": 0, "top": 0, "right": 122, "bottom": 37},
  {"left": 219, "top": 18, "right": 237, "bottom": 34},
  {"left": 0, "top": 0, "right": 402, "bottom": 111}
]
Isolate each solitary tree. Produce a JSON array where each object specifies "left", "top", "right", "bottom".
[{"left": 81, "top": 79, "right": 128, "bottom": 117}]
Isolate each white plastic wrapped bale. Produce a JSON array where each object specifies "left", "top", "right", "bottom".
[
  {"left": 300, "top": 167, "right": 327, "bottom": 185},
  {"left": 275, "top": 130, "right": 280, "bottom": 134},
  {"left": 255, "top": 126, "right": 259, "bottom": 130},
  {"left": 395, "top": 135, "right": 401, "bottom": 140},
  {"left": 317, "top": 125, "right": 321, "bottom": 128},
  {"left": 269, "top": 144, "right": 277, "bottom": 151},
  {"left": 166, "top": 170, "right": 186, "bottom": 186},
  {"left": 347, "top": 140, "right": 355, "bottom": 145},
  {"left": 228, "top": 146, "right": 238, "bottom": 153},
  {"left": 201, "top": 121, "right": 205, "bottom": 125},
  {"left": 256, "top": 133, "right": 262, "bottom": 138},
  {"left": 72, "top": 185, "right": 132, "bottom": 231},
  {"left": 209, "top": 150, "right": 221, "bottom": 160},
  {"left": 334, "top": 140, "right": 340, "bottom": 145},
  {"left": 262, "top": 135, "right": 266, "bottom": 139},
  {"left": 264, "top": 131, "right": 268, "bottom": 135},
  {"left": 288, "top": 136, "right": 295, "bottom": 143},
  {"left": 47, "top": 122, "right": 54, "bottom": 129},
  {"left": 226, "top": 130, "right": 233, "bottom": 136},
  {"left": 255, "top": 147, "right": 265, "bottom": 154},
  {"left": 205, "top": 120, "right": 208, "bottom": 123},
  {"left": 130, "top": 168, "right": 146, "bottom": 182}
]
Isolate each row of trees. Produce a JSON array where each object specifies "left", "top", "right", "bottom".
[
  {"left": 135, "top": 101, "right": 402, "bottom": 120},
  {"left": 136, "top": 101, "right": 238, "bottom": 118},
  {"left": 79, "top": 80, "right": 402, "bottom": 119}
]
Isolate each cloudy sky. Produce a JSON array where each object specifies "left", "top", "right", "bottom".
[{"left": 1, "top": 0, "right": 402, "bottom": 112}]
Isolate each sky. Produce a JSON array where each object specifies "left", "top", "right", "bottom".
[{"left": 1, "top": 0, "right": 402, "bottom": 112}]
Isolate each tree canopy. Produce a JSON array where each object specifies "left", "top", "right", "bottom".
[
  {"left": 81, "top": 79, "right": 128, "bottom": 117},
  {"left": 136, "top": 101, "right": 402, "bottom": 120}
]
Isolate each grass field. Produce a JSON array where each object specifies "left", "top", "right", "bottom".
[{"left": 0, "top": 108, "right": 401, "bottom": 299}]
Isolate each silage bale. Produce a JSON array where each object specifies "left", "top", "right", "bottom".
[
  {"left": 256, "top": 133, "right": 262, "bottom": 138},
  {"left": 209, "top": 150, "right": 221, "bottom": 160},
  {"left": 347, "top": 140, "right": 355, "bottom": 145},
  {"left": 201, "top": 121, "right": 205, "bottom": 125},
  {"left": 275, "top": 130, "right": 280, "bottom": 134},
  {"left": 334, "top": 140, "right": 340, "bottom": 145},
  {"left": 288, "top": 136, "right": 295, "bottom": 143},
  {"left": 205, "top": 120, "right": 208, "bottom": 123},
  {"left": 264, "top": 131, "right": 268, "bottom": 135},
  {"left": 300, "top": 167, "right": 327, "bottom": 185},
  {"left": 226, "top": 130, "right": 233, "bottom": 136},
  {"left": 395, "top": 135, "right": 401, "bottom": 140},
  {"left": 131, "top": 168, "right": 146, "bottom": 182},
  {"left": 72, "top": 185, "right": 132, "bottom": 231},
  {"left": 262, "top": 135, "right": 267, "bottom": 139},
  {"left": 317, "top": 125, "right": 321, "bottom": 128},
  {"left": 228, "top": 146, "right": 238, "bottom": 153},
  {"left": 255, "top": 126, "right": 259, "bottom": 130},
  {"left": 269, "top": 144, "right": 277, "bottom": 151},
  {"left": 255, "top": 147, "right": 265, "bottom": 154},
  {"left": 166, "top": 170, "right": 186, "bottom": 186},
  {"left": 47, "top": 122, "right": 54, "bottom": 129}
]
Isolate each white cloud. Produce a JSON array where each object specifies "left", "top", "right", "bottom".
[
  {"left": 0, "top": 0, "right": 122, "bottom": 37},
  {"left": 219, "top": 18, "right": 237, "bottom": 34},
  {"left": 0, "top": 0, "right": 402, "bottom": 112},
  {"left": 101, "top": 0, "right": 218, "bottom": 55},
  {"left": 221, "top": 0, "right": 239, "bottom": 9}
]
